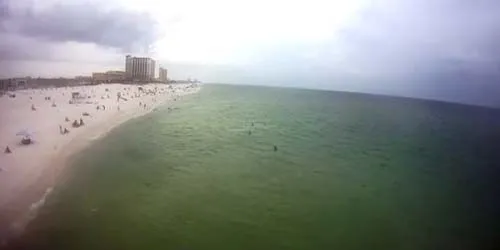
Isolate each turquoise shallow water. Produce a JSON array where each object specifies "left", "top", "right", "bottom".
[{"left": 6, "top": 84, "right": 500, "bottom": 249}]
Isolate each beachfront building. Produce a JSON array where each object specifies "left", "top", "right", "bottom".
[
  {"left": 125, "top": 55, "right": 156, "bottom": 82},
  {"left": 75, "top": 76, "right": 92, "bottom": 85},
  {"left": 28, "top": 78, "right": 76, "bottom": 88},
  {"left": 0, "top": 78, "right": 28, "bottom": 91},
  {"left": 159, "top": 67, "right": 168, "bottom": 83},
  {"left": 0, "top": 79, "right": 10, "bottom": 91},
  {"left": 92, "top": 71, "right": 125, "bottom": 84}
]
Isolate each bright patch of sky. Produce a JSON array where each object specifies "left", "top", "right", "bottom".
[{"left": 119, "top": 0, "right": 367, "bottom": 65}]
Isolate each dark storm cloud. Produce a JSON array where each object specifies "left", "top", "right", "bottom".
[{"left": 0, "top": 0, "right": 160, "bottom": 53}]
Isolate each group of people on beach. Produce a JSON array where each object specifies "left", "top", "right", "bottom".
[{"left": 2, "top": 84, "right": 197, "bottom": 157}]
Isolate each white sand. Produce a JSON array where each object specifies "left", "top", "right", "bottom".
[{"left": 0, "top": 83, "right": 199, "bottom": 237}]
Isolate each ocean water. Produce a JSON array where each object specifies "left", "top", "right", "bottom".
[{"left": 6, "top": 84, "right": 500, "bottom": 250}]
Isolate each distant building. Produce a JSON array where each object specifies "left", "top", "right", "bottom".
[
  {"left": 105, "top": 71, "right": 125, "bottom": 82},
  {"left": 92, "top": 73, "right": 107, "bottom": 83},
  {"left": 92, "top": 71, "right": 125, "bottom": 84},
  {"left": 0, "top": 78, "right": 28, "bottom": 90},
  {"left": 0, "top": 79, "right": 10, "bottom": 91},
  {"left": 125, "top": 55, "right": 156, "bottom": 82},
  {"left": 16, "top": 78, "right": 28, "bottom": 89},
  {"left": 24, "top": 78, "right": 74, "bottom": 88},
  {"left": 75, "top": 76, "right": 92, "bottom": 81},
  {"left": 74, "top": 76, "right": 92, "bottom": 85},
  {"left": 159, "top": 67, "right": 168, "bottom": 83}
]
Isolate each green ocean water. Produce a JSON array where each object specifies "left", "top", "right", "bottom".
[{"left": 6, "top": 84, "right": 500, "bottom": 249}]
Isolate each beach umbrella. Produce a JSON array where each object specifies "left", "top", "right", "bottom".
[
  {"left": 16, "top": 129, "right": 34, "bottom": 145},
  {"left": 16, "top": 130, "right": 34, "bottom": 138}
]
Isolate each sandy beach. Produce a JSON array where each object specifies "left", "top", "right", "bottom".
[{"left": 0, "top": 83, "right": 199, "bottom": 240}]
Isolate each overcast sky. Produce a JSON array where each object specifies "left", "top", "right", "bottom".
[{"left": 1, "top": 0, "right": 500, "bottom": 107}]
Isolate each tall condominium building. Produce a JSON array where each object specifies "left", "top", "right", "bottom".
[
  {"left": 159, "top": 67, "right": 168, "bottom": 83},
  {"left": 125, "top": 55, "right": 156, "bottom": 81}
]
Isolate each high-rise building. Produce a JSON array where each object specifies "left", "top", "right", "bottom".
[
  {"left": 159, "top": 67, "right": 168, "bottom": 83},
  {"left": 125, "top": 55, "right": 156, "bottom": 81}
]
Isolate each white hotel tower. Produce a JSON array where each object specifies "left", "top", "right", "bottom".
[{"left": 125, "top": 55, "right": 156, "bottom": 82}]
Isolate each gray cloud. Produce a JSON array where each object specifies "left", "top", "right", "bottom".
[
  {"left": 0, "top": 0, "right": 160, "bottom": 53},
  {"left": 234, "top": 0, "right": 500, "bottom": 107},
  {"left": 241, "top": 0, "right": 500, "bottom": 80},
  {"left": 0, "top": 33, "right": 54, "bottom": 61},
  {"left": 0, "top": 31, "right": 124, "bottom": 68},
  {"left": 0, "top": 0, "right": 7, "bottom": 21},
  {"left": 332, "top": 0, "right": 500, "bottom": 73}
]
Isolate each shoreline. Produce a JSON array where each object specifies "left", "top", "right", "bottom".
[{"left": 0, "top": 83, "right": 200, "bottom": 244}]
